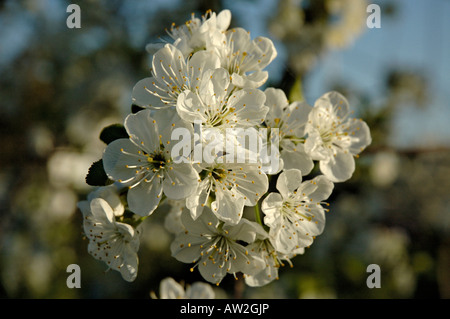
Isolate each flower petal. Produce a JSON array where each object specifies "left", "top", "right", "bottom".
[
  {"left": 127, "top": 176, "right": 163, "bottom": 216},
  {"left": 261, "top": 192, "right": 283, "bottom": 227},
  {"left": 276, "top": 169, "right": 303, "bottom": 198},
  {"left": 345, "top": 119, "right": 372, "bottom": 155},
  {"left": 163, "top": 162, "right": 199, "bottom": 200},
  {"left": 102, "top": 139, "right": 144, "bottom": 183},
  {"left": 211, "top": 186, "right": 245, "bottom": 224},
  {"left": 281, "top": 147, "right": 314, "bottom": 176},
  {"left": 124, "top": 110, "right": 159, "bottom": 152},
  {"left": 131, "top": 77, "right": 168, "bottom": 109},
  {"left": 315, "top": 91, "right": 349, "bottom": 118},
  {"left": 307, "top": 175, "right": 334, "bottom": 203},
  {"left": 320, "top": 150, "right": 355, "bottom": 182}
]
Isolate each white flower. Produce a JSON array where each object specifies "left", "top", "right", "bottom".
[
  {"left": 245, "top": 237, "right": 300, "bottom": 287},
  {"left": 216, "top": 27, "right": 277, "bottom": 88},
  {"left": 177, "top": 67, "right": 268, "bottom": 129},
  {"left": 167, "top": 9, "right": 232, "bottom": 58},
  {"left": 170, "top": 207, "right": 266, "bottom": 285},
  {"left": 102, "top": 109, "right": 199, "bottom": 216},
  {"left": 153, "top": 277, "right": 215, "bottom": 299},
  {"left": 261, "top": 169, "right": 334, "bottom": 254},
  {"left": 304, "top": 91, "right": 372, "bottom": 182},
  {"left": 263, "top": 87, "right": 314, "bottom": 175},
  {"left": 163, "top": 199, "right": 187, "bottom": 235},
  {"left": 186, "top": 156, "right": 268, "bottom": 225},
  {"left": 132, "top": 44, "right": 220, "bottom": 109},
  {"left": 77, "top": 197, "right": 140, "bottom": 282},
  {"left": 86, "top": 184, "right": 124, "bottom": 217}
]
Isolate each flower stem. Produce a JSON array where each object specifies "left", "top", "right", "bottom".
[{"left": 254, "top": 201, "right": 263, "bottom": 226}]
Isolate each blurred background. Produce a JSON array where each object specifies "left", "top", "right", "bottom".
[{"left": 0, "top": 0, "right": 449, "bottom": 299}]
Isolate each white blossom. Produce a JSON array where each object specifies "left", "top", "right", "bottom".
[
  {"left": 177, "top": 67, "right": 268, "bottom": 129},
  {"left": 263, "top": 87, "right": 314, "bottom": 175},
  {"left": 186, "top": 156, "right": 268, "bottom": 225},
  {"left": 245, "top": 237, "right": 300, "bottom": 287},
  {"left": 102, "top": 109, "right": 199, "bottom": 216},
  {"left": 170, "top": 207, "right": 266, "bottom": 285},
  {"left": 261, "top": 169, "right": 334, "bottom": 254},
  {"left": 304, "top": 91, "right": 372, "bottom": 182},
  {"left": 153, "top": 277, "right": 215, "bottom": 299},
  {"left": 132, "top": 44, "right": 220, "bottom": 109},
  {"left": 167, "top": 9, "right": 231, "bottom": 58},
  {"left": 77, "top": 197, "right": 140, "bottom": 282},
  {"left": 215, "top": 28, "right": 277, "bottom": 88},
  {"left": 78, "top": 8, "right": 373, "bottom": 288},
  {"left": 86, "top": 184, "right": 124, "bottom": 217}
]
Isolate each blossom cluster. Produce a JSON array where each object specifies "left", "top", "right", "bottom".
[{"left": 78, "top": 9, "right": 371, "bottom": 287}]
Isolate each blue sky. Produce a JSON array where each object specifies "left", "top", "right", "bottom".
[
  {"left": 226, "top": 0, "right": 450, "bottom": 149},
  {"left": 303, "top": 0, "right": 450, "bottom": 148},
  {"left": 1, "top": 0, "right": 448, "bottom": 148}
]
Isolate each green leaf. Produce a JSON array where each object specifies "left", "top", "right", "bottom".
[
  {"left": 85, "top": 159, "right": 109, "bottom": 186},
  {"left": 99, "top": 124, "right": 128, "bottom": 145}
]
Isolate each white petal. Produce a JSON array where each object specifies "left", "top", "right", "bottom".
[
  {"left": 102, "top": 139, "right": 143, "bottom": 183},
  {"left": 276, "top": 169, "right": 303, "bottom": 198},
  {"left": 231, "top": 71, "right": 268, "bottom": 89},
  {"left": 163, "top": 163, "right": 199, "bottom": 200},
  {"left": 124, "top": 110, "right": 159, "bottom": 152},
  {"left": 131, "top": 77, "right": 168, "bottom": 109},
  {"left": 283, "top": 101, "right": 312, "bottom": 137},
  {"left": 127, "top": 176, "right": 163, "bottom": 216},
  {"left": 231, "top": 166, "right": 268, "bottom": 205},
  {"left": 264, "top": 87, "right": 288, "bottom": 124},
  {"left": 186, "top": 282, "right": 215, "bottom": 299},
  {"left": 151, "top": 108, "right": 192, "bottom": 154},
  {"left": 170, "top": 233, "right": 205, "bottom": 264},
  {"left": 198, "top": 256, "right": 227, "bottom": 284},
  {"left": 176, "top": 90, "right": 207, "bottom": 123},
  {"left": 320, "top": 150, "right": 355, "bottom": 182},
  {"left": 182, "top": 205, "right": 219, "bottom": 235},
  {"left": 188, "top": 50, "right": 221, "bottom": 90},
  {"left": 87, "top": 185, "right": 124, "bottom": 217},
  {"left": 216, "top": 9, "right": 231, "bottom": 31},
  {"left": 159, "top": 277, "right": 185, "bottom": 299},
  {"left": 224, "top": 218, "right": 267, "bottom": 243},
  {"left": 307, "top": 175, "right": 334, "bottom": 203},
  {"left": 119, "top": 249, "right": 139, "bottom": 282},
  {"left": 345, "top": 119, "right": 372, "bottom": 155},
  {"left": 89, "top": 197, "right": 115, "bottom": 224},
  {"left": 211, "top": 186, "right": 245, "bottom": 225},
  {"left": 228, "top": 246, "right": 265, "bottom": 276},
  {"left": 152, "top": 44, "right": 185, "bottom": 88},
  {"left": 185, "top": 179, "right": 211, "bottom": 220},
  {"left": 251, "top": 36, "right": 277, "bottom": 69},
  {"left": 304, "top": 129, "right": 329, "bottom": 161},
  {"left": 226, "top": 88, "right": 268, "bottom": 127},
  {"left": 281, "top": 147, "right": 314, "bottom": 176},
  {"left": 315, "top": 91, "right": 349, "bottom": 118},
  {"left": 261, "top": 192, "right": 283, "bottom": 227}
]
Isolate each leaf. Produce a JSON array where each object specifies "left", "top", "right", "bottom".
[
  {"left": 85, "top": 159, "right": 109, "bottom": 186},
  {"left": 99, "top": 124, "right": 128, "bottom": 145}
]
